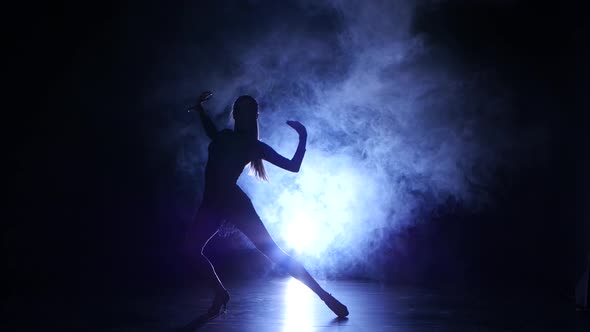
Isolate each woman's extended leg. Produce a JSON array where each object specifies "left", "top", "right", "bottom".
[
  {"left": 237, "top": 214, "right": 328, "bottom": 296},
  {"left": 185, "top": 204, "right": 229, "bottom": 314},
  {"left": 230, "top": 194, "right": 349, "bottom": 317}
]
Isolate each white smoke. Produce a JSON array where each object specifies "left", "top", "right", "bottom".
[{"left": 164, "top": 0, "right": 516, "bottom": 277}]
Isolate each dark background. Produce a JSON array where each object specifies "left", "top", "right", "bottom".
[{"left": 8, "top": 0, "right": 589, "bottom": 310}]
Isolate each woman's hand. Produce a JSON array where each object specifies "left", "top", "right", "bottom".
[
  {"left": 187, "top": 91, "right": 213, "bottom": 112},
  {"left": 198, "top": 91, "right": 213, "bottom": 103},
  {"left": 286, "top": 120, "right": 307, "bottom": 139}
]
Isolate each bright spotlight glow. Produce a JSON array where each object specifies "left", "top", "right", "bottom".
[
  {"left": 180, "top": 0, "right": 506, "bottom": 280},
  {"left": 283, "top": 278, "right": 315, "bottom": 332},
  {"left": 284, "top": 212, "right": 318, "bottom": 252}
]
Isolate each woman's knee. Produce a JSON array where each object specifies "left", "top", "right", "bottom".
[
  {"left": 257, "top": 242, "right": 289, "bottom": 263},
  {"left": 184, "top": 236, "right": 207, "bottom": 258},
  {"left": 184, "top": 225, "right": 218, "bottom": 258}
]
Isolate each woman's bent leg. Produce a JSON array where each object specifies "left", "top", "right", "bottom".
[{"left": 185, "top": 205, "right": 227, "bottom": 295}]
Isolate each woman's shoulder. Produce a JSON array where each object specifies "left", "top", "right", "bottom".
[
  {"left": 212, "top": 128, "right": 233, "bottom": 140},
  {"left": 253, "top": 140, "right": 272, "bottom": 156}
]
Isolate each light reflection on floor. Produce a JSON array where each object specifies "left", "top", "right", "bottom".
[
  {"left": 283, "top": 278, "right": 316, "bottom": 332},
  {"left": 31, "top": 278, "right": 576, "bottom": 331}
]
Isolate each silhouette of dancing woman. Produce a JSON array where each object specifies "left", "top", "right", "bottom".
[{"left": 185, "top": 91, "right": 349, "bottom": 318}]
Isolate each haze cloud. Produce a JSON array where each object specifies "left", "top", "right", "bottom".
[{"left": 154, "top": 0, "right": 534, "bottom": 278}]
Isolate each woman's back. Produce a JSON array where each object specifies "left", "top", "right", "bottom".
[{"left": 204, "top": 129, "right": 258, "bottom": 193}]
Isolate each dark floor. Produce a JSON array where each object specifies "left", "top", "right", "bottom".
[{"left": 3, "top": 278, "right": 588, "bottom": 331}]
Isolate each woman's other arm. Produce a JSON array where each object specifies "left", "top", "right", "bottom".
[{"left": 258, "top": 121, "right": 307, "bottom": 173}]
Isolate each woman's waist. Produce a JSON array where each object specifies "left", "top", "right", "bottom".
[{"left": 203, "top": 182, "right": 241, "bottom": 198}]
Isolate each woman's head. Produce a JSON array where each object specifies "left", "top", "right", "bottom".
[
  {"left": 232, "top": 95, "right": 259, "bottom": 137},
  {"left": 232, "top": 95, "right": 259, "bottom": 122},
  {"left": 232, "top": 95, "right": 267, "bottom": 181}
]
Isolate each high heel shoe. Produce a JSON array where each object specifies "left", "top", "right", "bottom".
[
  {"left": 322, "top": 293, "right": 349, "bottom": 318},
  {"left": 207, "top": 289, "right": 230, "bottom": 317}
]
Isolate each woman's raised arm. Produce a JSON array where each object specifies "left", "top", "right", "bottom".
[{"left": 190, "top": 91, "right": 218, "bottom": 140}]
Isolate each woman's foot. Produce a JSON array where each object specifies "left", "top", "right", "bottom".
[
  {"left": 321, "top": 293, "right": 349, "bottom": 317},
  {"left": 207, "top": 289, "right": 230, "bottom": 317}
]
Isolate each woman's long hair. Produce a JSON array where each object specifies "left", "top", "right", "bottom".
[{"left": 232, "top": 95, "right": 268, "bottom": 181}]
